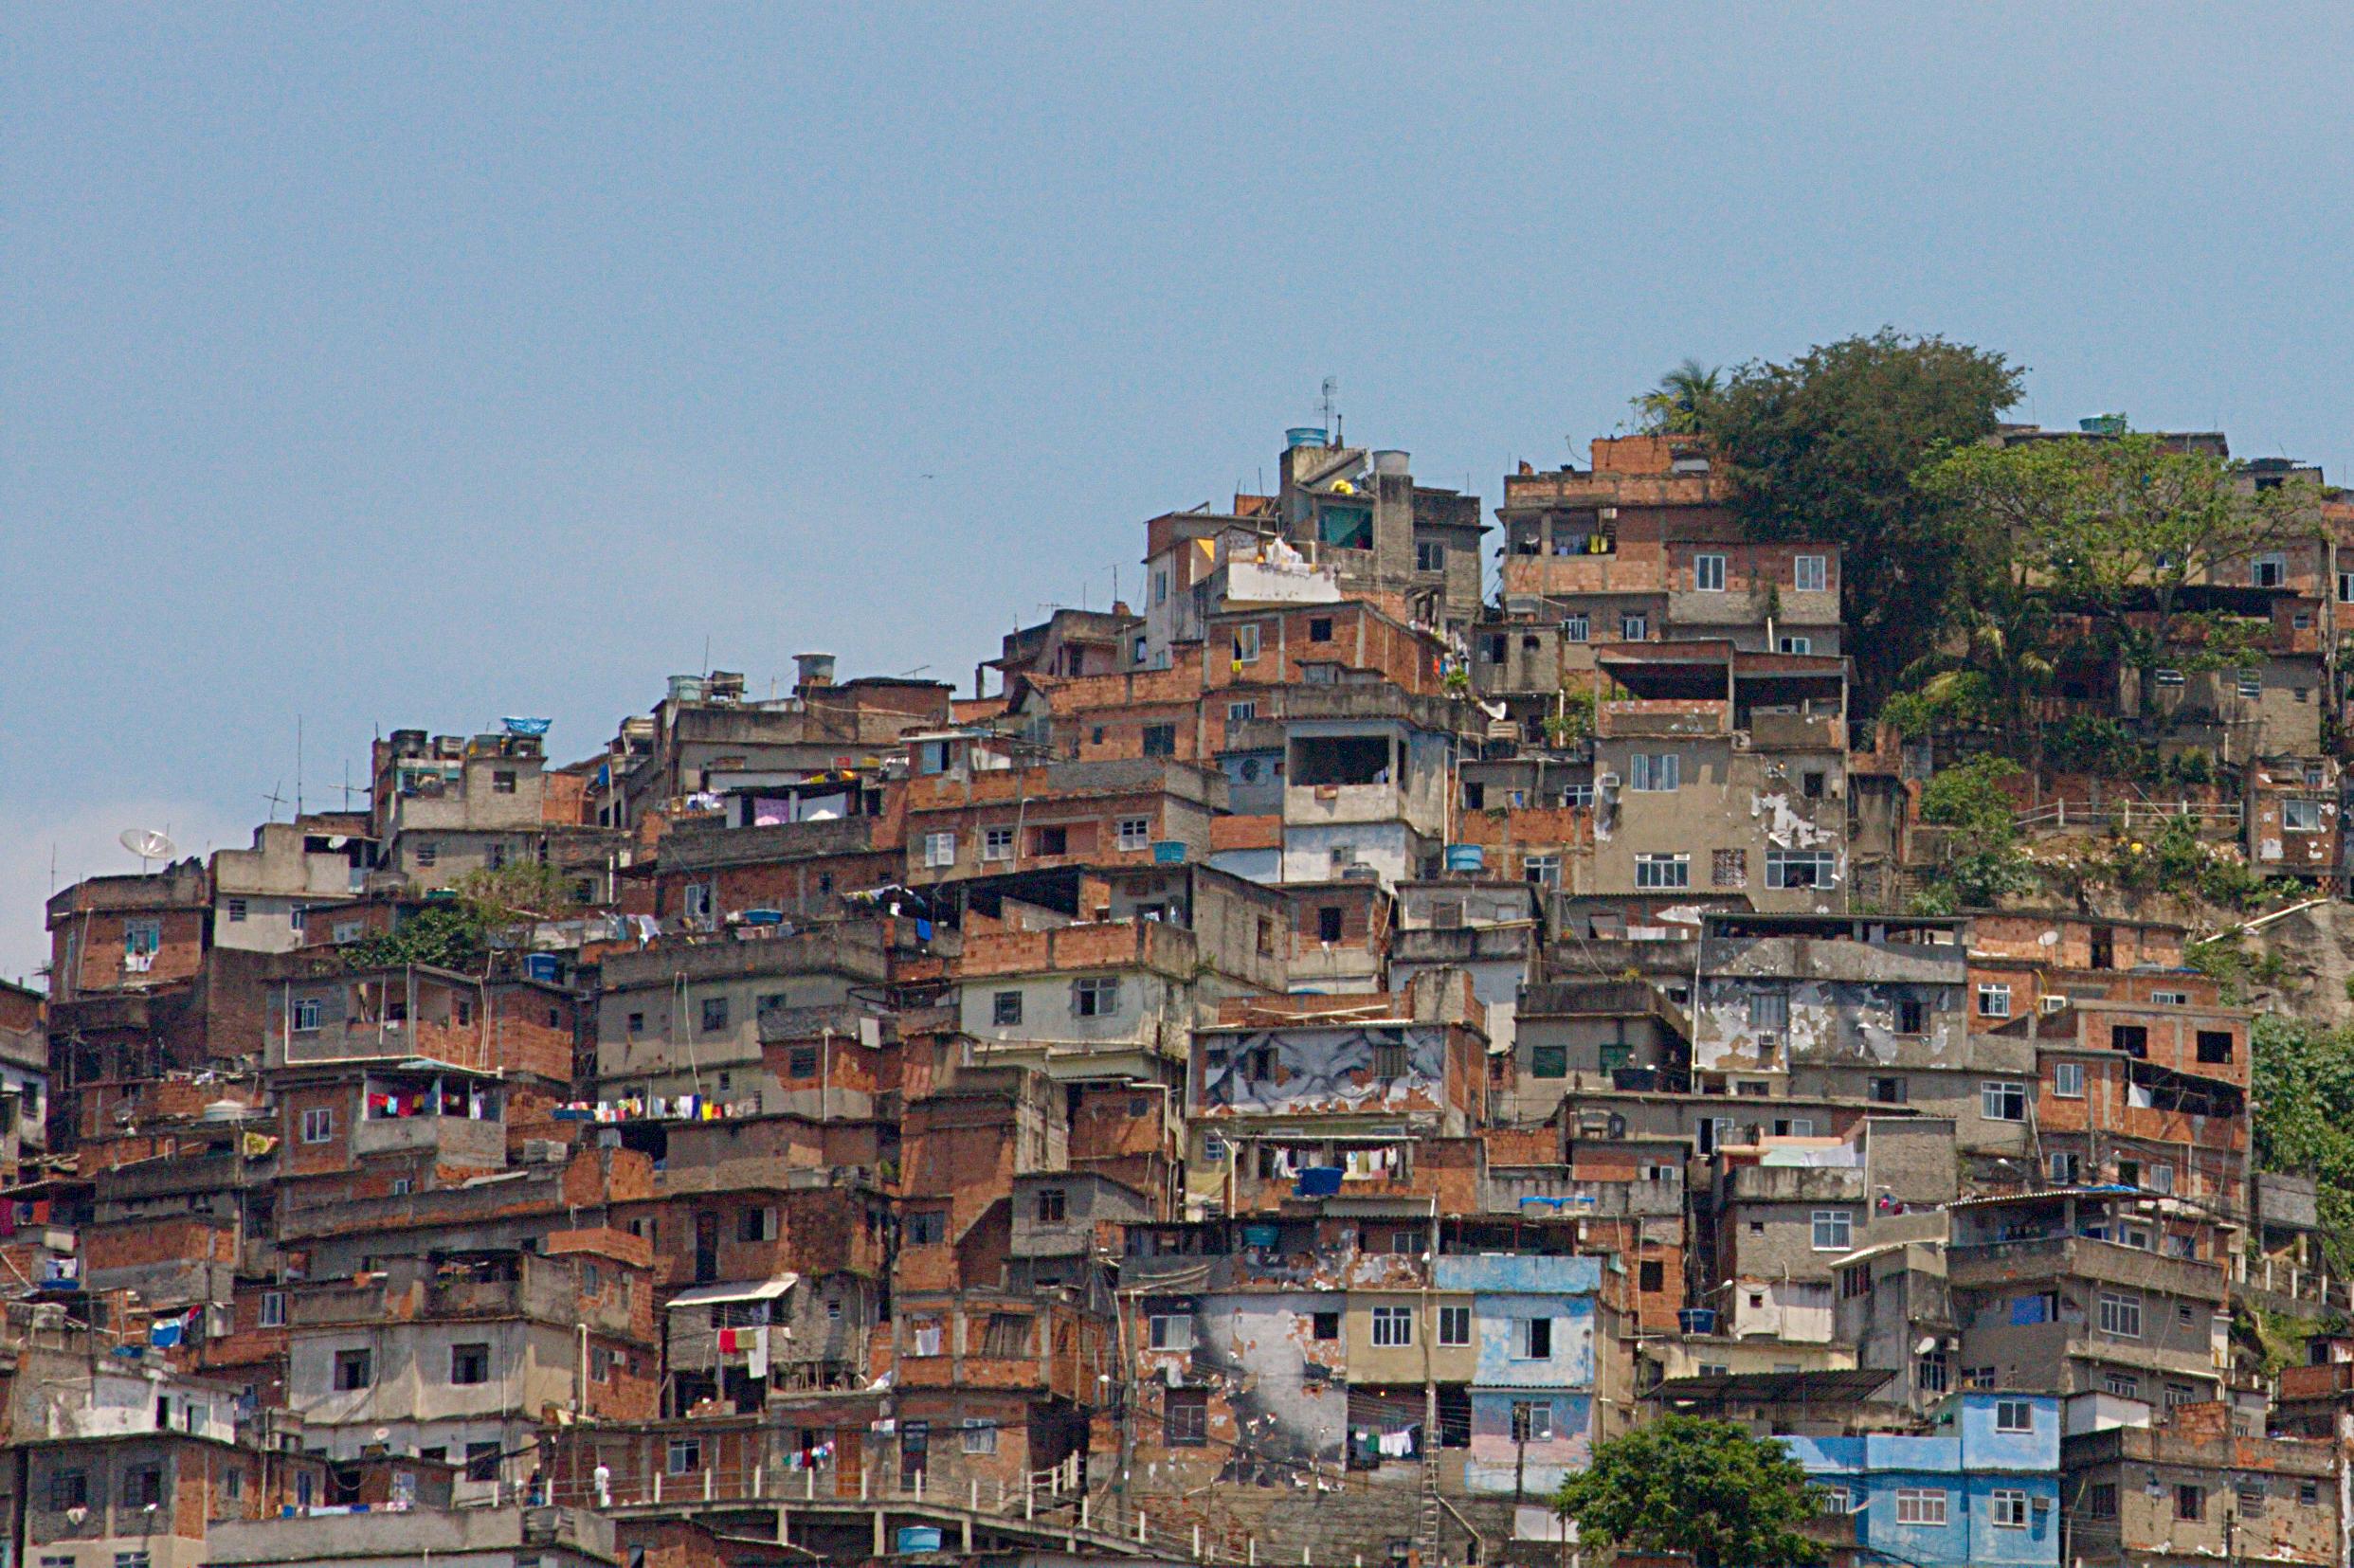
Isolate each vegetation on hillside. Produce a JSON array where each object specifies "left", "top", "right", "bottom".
[
  {"left": 1552, "top": 1415, "right": 1826, "bottom": 1568},
  {"left": 342, "top": 861, "right": 581, "bottom": 974},
  {"left": 2251, "top": 1015, "right": 2354, "bottom": 1275}
]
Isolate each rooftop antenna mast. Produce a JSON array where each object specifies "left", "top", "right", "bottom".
[{"left": 1320, "top": 376, "right": 1341, "bottom": 446}]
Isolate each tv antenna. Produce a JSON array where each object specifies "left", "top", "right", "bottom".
[
  {"left": 1319, "top": 376, "right": 1341, "bottom": 445},
  {"left": 263, "top": 781, "right": 289, "bottom": 821},
  {"left": 118, "top": 828, "right": 176, "bottom": 874}
]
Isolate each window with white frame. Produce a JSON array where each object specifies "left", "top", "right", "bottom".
[
  {"left": 1978, "top": 982, "right": 2012, "bottom": 1018},
  {"left": 1233, "top": 624, "right": 1261, "bottom": 663},
  {"left": 292, "top": 998, "right": 322, "bottom": 1032},
  {"left": 1370, "top": 1307, "right": 1414, "bottom": 1347},
  {"left": 1148, "top": 1313, "right": 1192, "bottom": 1351},
  {"left": 2103, "top": 1371, "right": 2140, "bottom": 1397},
  {"left": 1117, "top": 817, "right": 1152, "bottom": 852},
  {"left": 1628, "top": 752, "right": 1680, "bottom": 791},
  {"left": 2253, "top": 552, "right": 2287, "bottom": 588},
  {"left": 1524, "top": 854, "right": 1561, "bottom": 887},
  {"left": 1981, "top": 1081, "right": 2027, "bottom": 1122},
  {"left": 1073, "top": 977, "right": 1119, "bottom": 1018},
  {"left": 1693, "top": 553, "right": 1726, "bottom": 591},
  {"left": 1227, "top": 700, "right": 1256, "bottom": 726},
  {"left": 1991, "top": 1488, "right": 2030, "bottom": 1527},
  {"left": 1562, "top": 614, "right": 1588, "bottom": 641},
  {"left": 1794, "top": 555, "right": 1827, "bottom": 592},
  {"left": 2054, "top": 1061, "right": 2084, "bottom": 1098},
  {"left": 1995, "top": 1399, "right": 2034, "bottom": 1433},
  {"left": 261, "top": 1290, "right": 286, "bottom": 1328},
  {"left": 982, "top": 826, "right": 1014, "bottom": 862},
  {"left": 122, "top": 918, "right": 161, "bottom": 956},
  {"left": 300, "top": 1107, "right": 335, "bottom": 1144},
  {"left": 2050, "top": 1152, "right": 2081, "bottom": 1183},
  {"left": 1635, "top": 854, "right": 1690, "bottom": 890},
  {"left": 1621, "top": 612, "right": 1648, "bottom": 640},
  {"left": 1894, "top": 1488, "right": 1947, "bottom": 1525},
  {"left": 2098, "top": 1290, "right": 2143, "bottom": 1339},
  {"left": 923, "top": 832, "right": 957, "bottom": 869},
  {"left": 1513, "top": 1316, "right": 1554, "bottom": 1359},
  {"left": 961, "top": 1419, "right": 998, "bottom": 1454},
  {"left": 2286, "top": 799, "right": 2324, "bottom": 831},
  {"left": 1766, "top": 849, "right": 1836, "bottom": 889},
  {"left": 1811, "top": 1210, "right": 1853, "bottom": 1251},
  {"left": 1777, "top": 636, "right": 1812, "bottom": 655}
]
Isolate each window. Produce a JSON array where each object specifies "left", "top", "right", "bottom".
[
  {"left": 1811, "top": 1210, "right": 1853, "bottom": 1252},
  {"left": 2253, "top": 552, "right": 2287, "bottom": 588},
  {"left": 1524, "top": 853, "right": 1560, "bottom": 887},
  {"left": 1562, "top": 613, "right": 1588, "bottom": 641},
  {"left": 1510, "top": 1400, "right": 1553, "bottom": 1442},
  {"left": 1894, "top": 1489, "right": 1947, "bottom": 1525},
  {"left": 1917, "top": 1351, "right": 1948, "bottom": 1393},
  {"left": 1637, "top": 1260, "right": 1666, "bottom": 1293},
  {"left": 2098, "top": 1290, "right": 2144, "bottom": 1339},
  {"left": 589, "top": 1345, "right": 615, "bottom": 1383},
  {"left": 1149, "top": 1313, "right": 1193, "bottom": 1351},
  {"left": 48, "top": 1469, "right": 88, "bottom": 1510},
  {"left": 1748, "top": 990, "right": 1789, "bottom": 1030},
  {"left": 1316, "top": 905, "right": 1345, "bottom": 944},
  {"left": 464, "top": 1441, "right": 502, "bottom": 1483},
  {"left": 301, "top": 1107, "right": 335, "bottom": 1144},
  {"left": 1308, "top": 617, "right": 1332, "bottom": 643},
  {"left": 1513, "top": 1316, "right": 1553, "bottom": 1360},
  {"left": 1117, "top": 817, "right": 1151, "bottom": 852},
  {"left": 2087, "top": 1481, "right": 2118, "bottom": 1519},
  {"left": 1033, "top": 1187, "right": 1067, "bottom": 1225},
  {"left": 1995, "top": 1399, "right": 2034, "bottom": 1433},
  {"left": 1227, "top": 701, "right": 1257, "bottom": 726},
  {"left": 1693, "top": 553, "right": 1726, "bottom": 591},
  {"left": 666, "top": 1438, "right": 701, "bottom": 1476},
  {"left": 905, "top": 1210, "right": 946, "bottom": 1246},
  {"left": 2112, "top": 1022, "right": 2147, "bottom": 1056},
  {"left": 450, "top": 1343, "right": 491, "bottom": 1385},
  {"left": 2054, "top": 1061, "right": 2084, "bottom": 1098},
  {"left": 1778, "top": 636, "right": 1813, "bottom": 655},
  {"left": 1981, "top": 1081, "right": 2027, "bottom": 1122},
  {"left": 2050, "top": 1152, "right": 2081, "bottom": 1183},
  {"left": 982, "top": 826, "right": 1014, "bottom": 862},
  {"left": 116, "top": 1556, "right": 150, "bottom": 1568},
  {"left": 2301, "top": 1481, "right": 2320, "bottom": 1506},
  {"left": 1371, "top": 1307, "right": 1414, "bottom": 1347},
  {"left": 2286, "top": 799, "right": 2324, "bottom": 832},
  {"left": 226, "top": 898, "right": 247, "bottom": 923},
  {"left": 1416, "top": 541, "right": 1446, "bottom": 572},
  {"left": 1990, "top": 1488, "right": 2029, "bottom": 1528},
  {"left": 922, "top": 832, "right": 956, "bottom": 869},
  {"left": 1628, "top": 752, "right": 1680, "bottom": 791},
  {"left": 261, "top": 1290, "right": 286, "bottom": 1327},
  {"left": 1635, "top": 853, "right": 1690, "bottom": 890},
  {"left": 1151, "top": 568, "right": 1168, "bottom": 605},
  {"left": 1621, "top": 613, "right": 1647, "bottom": 640},
  {"left": 1141, "top": 724, "right": 1176, "bottom": 758},
  {"left": 1164, "top": 1389, "right": 1208, "bottom": 1446},
  {"left": 1794, "top": 555, "right": 1827, "bottom": 592},
  {"left": 988, "top": 990, "right": 1023, "bottom": 1028},
  {"left": 334, "top": 1348, "right": 373, "bottom": 1391},
  {"left": 1978, "top": 982, "right": 2011, "bottom": 1018},
  {"left": 122, "top": 917, "right": 162, "bottom": 956},
  {"left": 1869, "top": 1076, "right": 1907, "bottom": 1105},
  {"left": 1706, "top": 847, "right": 1747, "bottom": 887},
  {"left": 1438, "top": 1306, "right": 1471, "bottom": 1346},
  {"left": 413, "top": 839, "right": 440, "bottom": 868},
  {"left": 699, "top": 997, "right": 728, "bottom": 1033},
  {"left": 1765, "top": 849, "right": 1836, "bottom": 889},
  {"left": 2146, "top": 1163, "right": 2175, "bottom": 1195},
  {"left": 1073, "top": 977, "right": 1119, "bottom": 1018},
  {"left": 625, "top": 1011, "right": 646, "bottom": 1038},
  {"left": 2237, "top": 668, "right": 2264, "bottom": 699},
  {"left": 2176, "top": 1484, "right": 2204, "bottom": 1522},
  {"left": 961, "top": 1419, "right": 998, "bottom": 1454},
  {"left": 1033, "top": 824, "right": 1069, "bottom": 856},
  {"left": 293, "top": 998, "right": 322, "bottom": 1033},
  {"left": 1312, "top": 1311, "right": 1340, "bottom": 1342},
  {"left": 737, "top": 1206, "right": 778, "bottom": 1242},
  {"left": 1528, "top": 1043, "right": 1567, "bottom": 1079},
  {"left": 786, "top": 1045, "right": 819, "bottom": 1078}
]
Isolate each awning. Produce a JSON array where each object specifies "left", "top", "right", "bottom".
[{"left": 665, "top": 1274, "right": 799, "bottom": 1309}]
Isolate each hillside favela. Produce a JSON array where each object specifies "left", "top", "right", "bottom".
[{"left": 15, "top": 356, "right": 2354, "bottom": 1568}]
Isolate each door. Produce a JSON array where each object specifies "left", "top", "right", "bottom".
[
  {"left": 834, "top": 1428, "right": 862, "bottom": 1499},
  {"left": 899, "top": 1420, "right": 930, "bottom": 1487},
  {"left": 694, "top": 1213, "right": 718, "bottom": 1284}
]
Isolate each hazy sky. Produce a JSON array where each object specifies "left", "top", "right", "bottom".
[{"left": 4, "top": 5, "right": 2348, "bottom": 982}]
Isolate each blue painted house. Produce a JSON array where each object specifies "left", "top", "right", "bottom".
[
  {"left": 1430, "top": 1254, "right": 1604, "bottom": 1495},
  {"left": 1783, "top": 1391, "right": 2061, "bottom": 1568}
]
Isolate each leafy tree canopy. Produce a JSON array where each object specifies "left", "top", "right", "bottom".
[
  {"left": 342, "top": 860, "right": 580, "bottom": 974},
  {"left": 2251, "top": 1015, "right": 2354, "bottom": 1274},
  {"left": 1702, "top": 330, "right": 2023, "bottom": 713},
  {"left": 1551, "top": 1415, "right": 1826, "bottom": 1568},
  {"left": 1633, "top": 358, "right": 1724, "bottom": 435}
]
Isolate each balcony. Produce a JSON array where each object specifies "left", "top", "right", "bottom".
[
  {"left": 1747, "top": 712, "right": 1844, "bottom": 751},
  {"left": 351, "top": 1111, "right": 505, "bottom": 1164},
  {"left": 1284, "top": 781, "right": 1410, "bottom": 827},
  {"left": 1597, "top": 699, "right": 1728, "bottom": 739},
  {"left": 1945, "top": 1235, "right": 2225, "bottom": 1301}
]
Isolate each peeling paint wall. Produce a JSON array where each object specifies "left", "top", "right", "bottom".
[{"left": 1196, "top": 1024, "right": 1453, "bottom": 1119}]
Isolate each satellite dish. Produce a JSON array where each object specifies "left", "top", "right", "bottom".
[{"left": 119, "top": 828, "right": 176, "bottom": 869}]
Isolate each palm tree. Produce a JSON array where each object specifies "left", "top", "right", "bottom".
[{"left": 1634, "top": 359, "right": 1723, "bottom": 435}]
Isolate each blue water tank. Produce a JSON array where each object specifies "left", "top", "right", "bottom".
[
  {"left": 1677, "top": 1307, "right": 1718, "bottom": 1336},
  {"left": 522, "top": 953, "right": 559, "bottom": 983},
  {"left": 1443, "top": 844, "right": 1485, "bottom": 874},
  {"left": 1286, "top": 426, "right": 1329, "bottom": 449}
]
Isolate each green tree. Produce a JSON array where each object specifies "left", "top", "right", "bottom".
[
  {"left": 1551, "top": 1415, "right": 1826, "bottom": 1568},
  {"left": 1702, "top": 330, "right": 2024, "bottom": 713},
  {"left": 342, "top": 860, "right": 581, "bottom": 974},
  {"left": 1920, "top": 430, "right": 2305, "bottom": 733},
  {"left": 2251, "top": 1015, "right": 2354, "bottom": 1274},
  {"left": 1917, "top": 754, "right": 2033, "bottom": 908},
  {"left": 1633, "top": 358, "right": 1724, "bottom": 435}
]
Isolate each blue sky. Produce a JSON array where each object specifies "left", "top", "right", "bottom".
[{"left": 3, "top": 5, "right": 2348, "bottom": 982}]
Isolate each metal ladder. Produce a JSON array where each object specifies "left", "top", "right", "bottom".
[{"left": 1415, "top": 1388, "right": 1442, "bottom": 1567}]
